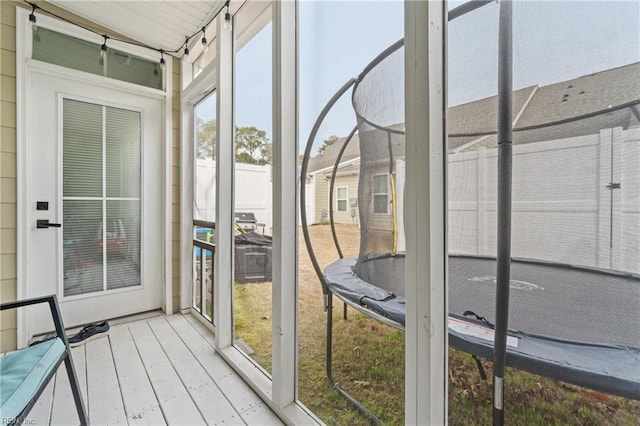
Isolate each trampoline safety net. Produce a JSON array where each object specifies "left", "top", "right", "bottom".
[{"left": 350, "top": 1, "right": 639, "bottom": 353}]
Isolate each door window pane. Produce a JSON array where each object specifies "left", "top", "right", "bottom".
[
  {"left": 63, "top": 100, "right": 103, "bottom": 197},
  {"left": 106, "top": 200, "right": 141, "bottom": 290},
  {"left": 63, "top": 200, "right": 104, "bottom": 296},
  {"left": 106, "top": 108, "right": 141, "bottom": 198},
  {"left": 62, "top": 99, "right": 142, "bottom": 296}
]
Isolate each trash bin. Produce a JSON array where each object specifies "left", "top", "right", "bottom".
[
  {"left": 234, "top": 231, "right": 272, "bottom": 283},
  {"left": 235, "top": 245, "right": 272, "bottom": 283}
]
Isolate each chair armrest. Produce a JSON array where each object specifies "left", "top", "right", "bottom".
[
  {"left": 0, "top": 295, "right": 57, "bottom": 311},
  {"left": 0, "top": 295, "right": 87, "bottom": 424},
  {"left": 0, "top": 295, "right": 69, "bottom": 346}
]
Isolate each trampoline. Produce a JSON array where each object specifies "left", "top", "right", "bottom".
[
  {"left": 299, "top": 0, "right": 640, "bottom": 422},
  {"left": 325, "top": 254, "right": 640, "bottom": 400}
]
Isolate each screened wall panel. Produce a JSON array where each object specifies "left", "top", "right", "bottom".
[
  {"left": 194, "top": 92, "right": 217, "bottom": 221},
  {"left": 297, "top": 2, "right": 639, "bottom": 419},
  {"left": 193, "top": 91, "right": 216, "bottom": 318},
  {"left": 297, "top": 1, "right": 406, "bottom": 422},
  {"left": 233, "top": 2, "right": 274, "bottom": 374}
]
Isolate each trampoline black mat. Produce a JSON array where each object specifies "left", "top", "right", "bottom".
[
  {"left": 449, "top": 255, "right": 640, "bottom": 347},
  {"left": 324, "top": 255, "right": 640, "bottom": 399}
]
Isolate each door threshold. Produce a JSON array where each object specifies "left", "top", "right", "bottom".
[
  {"left": 30, "top": 309, "right": 165, "bottom": 342},
  {"left": 102, "top": 309, "right": 165, "bottom": 327}
]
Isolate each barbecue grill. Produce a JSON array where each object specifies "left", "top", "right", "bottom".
[{"left": 234, "top": 212, "right": 257, "bottom": 231}]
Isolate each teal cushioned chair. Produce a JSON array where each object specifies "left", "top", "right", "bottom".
[{"left": 0, "top": 295, "right": 87, "bottom": 425}]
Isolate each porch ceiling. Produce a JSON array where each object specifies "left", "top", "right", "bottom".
[{"left": 47, "top": 0, "right": 225, "bottom": 55}]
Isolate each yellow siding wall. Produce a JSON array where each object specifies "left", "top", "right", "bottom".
[
  {"left": 331, "top": 173, "right": 359, "bottom": 225},
  {"left": 171, "top": 58, "right": 180, "bottom": 313},
  {"left": 314, "top": 174, "right": 328, "bottom": 224},
  {"left": 1, "top": 1, "right": 18, "bottom": 352},
  {"left": 314, "top": 172, "right": 362, "bottom": 226},
  {"left": 315, "top": 167, "right": 394, "bottom": 231}
]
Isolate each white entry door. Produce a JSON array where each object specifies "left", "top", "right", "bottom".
[{"left": 25, "top": 70, "right": 164, "bottom": 335}]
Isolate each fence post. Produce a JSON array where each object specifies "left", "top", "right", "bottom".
[
  {"left": 477, "top": 147, "right": 488, "bottom": 254},
  {"left": 610, "top": 127, "right": 624, "bottom": 271},
  {"left": 597, "top": 128, "right": 613, "bottom": 269}
]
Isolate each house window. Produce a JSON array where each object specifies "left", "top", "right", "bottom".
[
  {"left": 373, "top": 174, "right": 389, "bottom": 213},
  {"left": 336, "top": 187, "right": 348, "bottom": 212},
  {"left": 32, "top": 27, "right": 163, "bottom": 90}
]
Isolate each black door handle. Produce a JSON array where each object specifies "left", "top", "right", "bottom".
[{"left": 37, "top": 219, "right": 62, "bottom": 229}]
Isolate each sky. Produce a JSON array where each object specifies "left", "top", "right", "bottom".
[{"left": 197, "top": 0, "right": 639, "bottom": 154}]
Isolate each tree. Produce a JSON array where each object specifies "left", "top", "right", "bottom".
[
  {"left": 196, "top": 118, "right": 217, "bottom": 159},
  {"left": 318, "top": 135, "right": 339, "bottom": 154},
  {"left": 235, "top": 126, "right": 272, "bottom": 165},
  {"left": 196, "top": 121, "right": 272, "bottom": 165}
]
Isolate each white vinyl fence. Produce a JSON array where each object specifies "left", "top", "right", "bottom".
[
  {"left": 301, "top": 180, "right": 315, "bottom": 226},
  {"left": 448, "top": 126, "right": 640, "bottom": 274},
  {"left": 195, "top": 160, "right": 273, "bottom": 234}
]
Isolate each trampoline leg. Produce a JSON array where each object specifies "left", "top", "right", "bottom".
[
  {"left": 326, "top": 293, "right": 334, "bottom": 380},
  {"left": 326, "top": 294, "right": 382, "bottom": 425}
]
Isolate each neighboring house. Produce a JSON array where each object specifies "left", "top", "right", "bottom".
[
  {"left": 306, "top": 132, "right": 361, "bottom": 225},
  {"left": 306, "top": 61, "right": 640, "bottom": 225}
]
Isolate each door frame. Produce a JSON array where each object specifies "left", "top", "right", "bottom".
[{"left": 15, "top": 7, "right": 173, "bottom": 347}]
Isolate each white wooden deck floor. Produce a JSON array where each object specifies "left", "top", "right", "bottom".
[{"left": 28, "top": 314, "right": 283, "bottom": 425}]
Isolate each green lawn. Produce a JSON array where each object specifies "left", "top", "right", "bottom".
[
  {"left": 235, "top": 284, "right": 640, "bottom": 425},
  {"left": 231, "top": 224, "right": 640, "bottom": 424}
]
